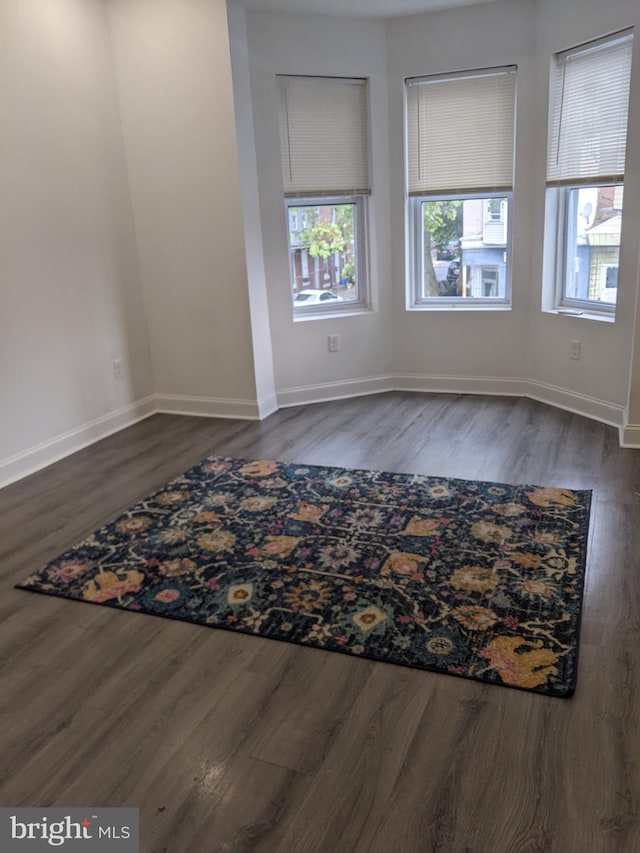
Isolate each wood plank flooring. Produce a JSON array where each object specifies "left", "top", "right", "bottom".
[{"left": 1, "top": 392, "right": 639, "bottom": 852}]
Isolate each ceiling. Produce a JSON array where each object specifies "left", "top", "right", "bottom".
[{"left": 238, "top": 0, "right": 498, "bottom": 20}]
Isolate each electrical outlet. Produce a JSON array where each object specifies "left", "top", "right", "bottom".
[
  {"left": 328, "top": 334, "right": 340, "bottom": 353},
  {"left": 113, "top": 358, "right": 124, "bottom": 379},
  {"left": 570, "top": 340, "right": 581, "bottom": 360}
]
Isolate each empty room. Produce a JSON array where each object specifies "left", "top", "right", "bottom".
[{"left": 1, "top": 0, "right": 640, "bottom": 850}]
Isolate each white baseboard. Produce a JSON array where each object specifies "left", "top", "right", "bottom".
[
  {"left": 394, "top": 373, "right": 526, "bottom": 398},
  {"left": 0, "top": 396, "right": 156, "bottom": 490},
  {"left": 1, "top": 390, "right": 270, "bottom": 491},
  {"left": 257, "top": 394, "right": 279, "bottom": 420},
  {"left": 619, "top": 424, "right": 640, "bottom": 448},
  {"left": 277, "top": 375, "right": 395, "bottom": 408},
  {"left": 280, "top": 373, "right": 626, "bottom": 429},
  {"left": 154, "top": 393, "right": 262, "bottom": 420},
  {"left": 1, "top": 375, "right": 631, "bottom": 491},
  {"left": 522, "top": 379, "right": 625, "bottom": 428}
]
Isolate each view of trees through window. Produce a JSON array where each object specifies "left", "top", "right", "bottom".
[
  {"left": 288, "top": 203, "right": 359, "bottom": 309},
  {"left": 421, "top": 198, "right": 508, "bottom": 300}
]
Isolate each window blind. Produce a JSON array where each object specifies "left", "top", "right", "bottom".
[
  {"left": 405, "top": 66, "right": 516, "bottom": 196},
  {"left": 277, "top": 75, "right": 370, "bottom": 198},
  {"left": 546, "top": 30, "right": 633, "bottom": 187}
]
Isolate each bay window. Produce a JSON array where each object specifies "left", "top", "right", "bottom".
[
  {"left": 545, "top": 30, "right": 633, "bottom": 314},
  {"left": 405, "top": 66, "right": 516, "bottom": 308},
  {"left": 277, "top": 75, "right": 371, "bottom": 316}
]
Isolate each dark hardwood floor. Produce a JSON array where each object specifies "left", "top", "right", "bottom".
[{"left": 1, "top": 392, "right": 639, "bottom": 852}]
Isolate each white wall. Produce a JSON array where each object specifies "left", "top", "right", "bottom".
[
  {"left": 387, "top": 0, "right": 639, "bottom": 425},
  {"left": 245, "top": 0, "right": 639, "bottom": 424},
  {"left": 532, "top": 0, "right": 640, "bottom": 425},
  {"left": 226, "top": 1, "right": 277, "bottom": 418},
  {"left": 245, "top": 10, "right": 394, "bottom": 404},
  {"left": 388, "top": 0, "right": 537, "bottom": 389},
  {"left": 0, "top": 0, "right": 154, "bottom": 482},
  {"left": 107, "top": 0, "right": 260, "bottom": 414},
  {"left": 4, "top": 0, "right": 640, "bottom": 490}
]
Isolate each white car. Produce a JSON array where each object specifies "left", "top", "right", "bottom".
[{"left": 293, "top": 289, "right": 344, "bottom": 307}]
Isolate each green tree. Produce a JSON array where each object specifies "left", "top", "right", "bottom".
[
  {"left": 335, "top": 205, "right": 355, "bottom": 285},
  {"left": 342, "top": 259, "right": 355, "bottom": 284},
  {"left": 290, "top": 205, "right": 356, "bottom": 288},
  {"left": 334, "top": 205, "right": 354, "bottom": 243},
  {"left": 300, "top": 222, "right": 345, "bottom": 260},
  {"left": 422, "top": 201, "right": 462, "bottom": 296},
  {"left": 297, "top": 208, "right": 348, "bottom": 287}
]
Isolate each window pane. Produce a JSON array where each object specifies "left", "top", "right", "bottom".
[
  {"left": 564, "top": 185, "right": 622, "bottom": 305},
  {"left": 289, "top": 204, "right": 359, "bottom": 309},
  {"left": 421, "top": 198, "right": 508, "bottom": 299}
]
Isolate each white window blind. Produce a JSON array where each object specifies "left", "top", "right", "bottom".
[
  {"left": 277, "top": 75, "right": 370, "bottom": 198},
  {"left": 405, "top": 66, "right": 516, "bottom": 196},
  {"left": 546, "top": 30, "right": 633, "bottom": 187}
]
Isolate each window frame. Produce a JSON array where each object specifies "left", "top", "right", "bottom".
[
  {"left": 409, "top": 191, "right": 513, "bottom": 310},
  {"left": 544, "top": 29, "right": 632, "bottom": 318},
  {"left": 550, "top": 183, "right": 622, "bottom": 315},
  {"left": 286, "top": 195, "right": 370, "bottom": 319},
  {"left": 404, "top": 64, "right": 516, "bottom": 312}
]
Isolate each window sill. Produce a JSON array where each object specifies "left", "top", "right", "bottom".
[
  {"left": 293, "top": 306, "right": 372, "bottom": 323},
  {"left": 408, "top": 303, "right": 512, "bottom": 313},
  {"left": 542, "top": 308, "right": 615, "bottom": 324}
]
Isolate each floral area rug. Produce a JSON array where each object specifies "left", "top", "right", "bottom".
[{"left": 17, "top": 456, "right": 592, "bottom": 697}]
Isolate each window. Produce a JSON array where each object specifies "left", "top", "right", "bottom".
[
  {"left": 287, "top": 199, "right": 364, "bottom": 308},
  {"left": 486, "top": 199, "right": 504, "bottom": 221},
  {"left": 277, "top": 75, "right": 371, "bottom": 315},
  {"left": 545, "top": 30, "right": 633, "bottom": 313},
  {"left": 481, "top": 267, "right": 499, "bottom": 297},
  {"left": 405, "top": 66, "right": 516, "bottom": 308}
]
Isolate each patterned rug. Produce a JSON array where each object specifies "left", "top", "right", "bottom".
[{"left": 16, "top": 456, "right": 591, "bottom": 697}]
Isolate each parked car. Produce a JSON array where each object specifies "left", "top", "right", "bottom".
[
  {"left": 436, "top": 241, "right": 459, "bottom": 261},
  {"left": 293, "top": 289, "right": 344, "bottom": 307}
]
